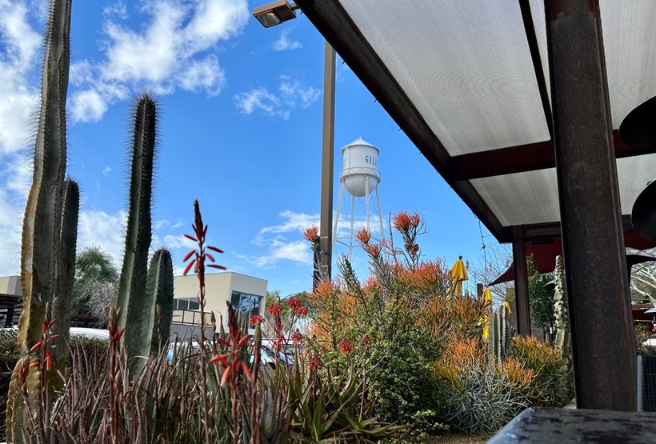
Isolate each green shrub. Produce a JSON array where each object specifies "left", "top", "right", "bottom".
[
  {"left": 0, "top": 328, "right": 19, "bottom": 373},
  {"left": 509, "top": 335, "right": 572, "bottom": 407}
]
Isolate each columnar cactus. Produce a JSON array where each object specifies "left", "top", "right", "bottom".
[
  {"left": 52, "top": 178, "right": 79, "bottom": 368},
  {"left": 7, "top": 0, "right": 73, "bottom": 440},
  {"left": 115, "top": 94, "right": 157, "bottom": 365},
  {"left": 553, "top": 255, "right": 573, "bottom": 404},
  {"left": 488, "top": 304, "right": 512, "bottom": 364},
  {"left": 147, "top": 248, "right": 174, "bottom": 354}
]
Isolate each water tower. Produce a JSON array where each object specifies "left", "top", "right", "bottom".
[{"left": 333, "top": 138, "right": 385, "bottom": 261}]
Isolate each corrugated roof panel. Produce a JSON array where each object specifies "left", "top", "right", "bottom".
[{"left": 340, "top": 0, "right": 551, "bottom": 155}]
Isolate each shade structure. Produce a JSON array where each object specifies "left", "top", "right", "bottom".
[
  {"left": 295, "top": 0, "right": 655, "bottom": 411},
  {"left": 449, "top": 256, "right": 468, "bottom": 296},
  {"left": 296, "top": 0, "right": 656, "bottom": 242},
  {"left": 491, "top": 235, "right": 656, "bottom": 286}
]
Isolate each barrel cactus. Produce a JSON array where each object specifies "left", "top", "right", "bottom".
[
  {"left": 488, "top": 303, "right": 512, "bottom": 364},
  {"left": 7, "top": 0, "right": 73, "bottom": 440}
]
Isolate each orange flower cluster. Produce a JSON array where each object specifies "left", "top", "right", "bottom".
[
  {"left": 268, "top": 303, "right": 283, "bottom": 316},
  {"left": 309, "top": 354, "right": 324, "bottom": 371},
  {"left": 392, "top": 211, "right": 421, "bottom": 232},
  {"left": 302, "top": 225, "right": 320, "bottom": 243},
  {"left": 339, "top": 338, "right": 353, "bottom": 354}
]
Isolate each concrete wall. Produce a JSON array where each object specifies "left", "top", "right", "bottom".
[
  {"left": 172, "top": 272, "right": 267, "bottom": 332},
  {"left": 0, "top": 276, "right": 20, "bottom": 295}
]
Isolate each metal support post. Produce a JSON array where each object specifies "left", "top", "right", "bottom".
[
  {"left": 547, "top": 0, "right": 636, "bottom": 411},
  {"left": 319, "top": 41, "right": 336, "bottom": 283},
  {"left": 512, "top": 226, "right": 531, "bottom": 336}
]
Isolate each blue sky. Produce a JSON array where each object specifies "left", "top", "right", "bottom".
[{"left": 0, "top": 0, "right": 505, "bottom": 297}]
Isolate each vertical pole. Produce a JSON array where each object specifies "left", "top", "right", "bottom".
[
  {"left": 319, "top": 42, "right": 336, "bottom": 282},
  {"left": 512, "top": 226, "right": 531, "bottom": 336},
  {"left": 546, "top": 0, "right": 636, "bottom": 410},
  {"left": 477, "top": 283, "right": 484, "bottom": 302},
  {"left": 376, "top": 186, "right": 385, "bottom": 244},
  {"left": 5, "top": 306, "right": 14, "bottom": 327},
  {"left": 333, "top": 183, "right": 343, "bottom": 252}
]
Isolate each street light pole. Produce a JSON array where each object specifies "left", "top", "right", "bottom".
[{"left": 319, "top": 41, "right": 336, "bottom": 283}]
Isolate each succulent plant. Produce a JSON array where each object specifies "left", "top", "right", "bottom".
[
  {"left": 115, "top": 94, "right": 157, "bottom": 365},
  {"left": 488, "top": 304, "right": 512, "bottom": 364},
  {"left": 553, "top": 255, "right": 573, "bottom": 404},
  {"left": 147, "top": 248, "right": 174, "bottom": 354},
  {"left": 7, "top": 0, "right": 73, "bottom": 440}
]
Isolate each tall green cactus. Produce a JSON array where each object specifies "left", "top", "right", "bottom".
[
  {"left": 7, "top": 0, "right": 72, "bottom": 440},
  {"left": 147, "top": 249, "right": 174, "bottom": 354},
  {"left": 52, "top": 178, "right": 79, "bottom": 368},
  {"left": 116, "top": 94, "right": 157, "bottom": 365},
  {"left": 488, "top": 304, "right": 512, "bottom": 364},
  {"left": 553, "top": 255, "right": 573, "bottom": 404}
]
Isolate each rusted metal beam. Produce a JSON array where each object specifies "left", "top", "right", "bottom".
[
  {"left": 452, "top": 131, "right": 640, "bottom": 181},
  {"left": 512, "top": 226, "right": 531, "bottom": 335},
  {"left": 500, "top": 214, "right": 636, "bottom": 243},
  {"left": 547, "top": 0, "right": 637, "bottom": 411},
  {"left": 518, "top": 0, "right": 553, "bottom": 139}
]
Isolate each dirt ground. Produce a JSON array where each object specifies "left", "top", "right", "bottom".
[{"left": 423, "top": 433, "right": 489, "bottom": 444}]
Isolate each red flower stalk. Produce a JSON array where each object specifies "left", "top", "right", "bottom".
[
  {"left": 291, "top": 329, "right": 303, "bottom": 345},
  {"left": 355, "top": 227, "right": 371, "bottom": 245},
  {"left": 249, "top": 315, "right": 264, "bottom": 325},
  {"left": 309, "top": 354, "right": 324, "bottom": 371},
  {"left": 286, "top": 296, "right": 302, "bottom": 310},
  {"left": 295, "top": 306, "right": 308, "bottom": 316},
  {"left": 362, "top": 335, "right": 371, "bottom": 346},
  {"left": 302, "top": 226, "right": 320, "bottom": 243},
  {"left": 268, "top": 303, "right": 283, "bottom": 316},
  {"left": 339, "top": 338, "right": 354, "bottom": 354}
]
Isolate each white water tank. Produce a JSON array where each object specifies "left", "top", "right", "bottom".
[{"left": 340, "top": 138, "right": 380, "bottom": 197}]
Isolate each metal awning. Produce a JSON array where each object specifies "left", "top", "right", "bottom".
[
  {"left": 295, "top": 0, "right": 656, "bottom": 242},
  {"left": 295, "top": 0, "right": 656, "bottom": 412}
]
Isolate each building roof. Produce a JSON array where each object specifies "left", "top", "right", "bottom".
[{"left": 295, "top": 0, "right": 656, "bottom": 243}]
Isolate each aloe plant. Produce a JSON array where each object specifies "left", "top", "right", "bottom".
[
  {"left": 147, "top": 248, "right": 174, "bottom": 354},
  {"left": 116, "top": 94, "right": 157, "bottom": 365},
  {"left": 7, "top": 0, "right": 72, "bottom": 440}
]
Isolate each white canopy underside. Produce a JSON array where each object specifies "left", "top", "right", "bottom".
[{"left": 340, "top": 0, "right": 656, "bottom": 227}]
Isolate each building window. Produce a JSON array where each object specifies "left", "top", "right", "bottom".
[
  {"left": 173, "top": 297, "right": 200, "bottom": 311},
  {"left": 230, "top": 291, "right": 262, "bottom": 320}
]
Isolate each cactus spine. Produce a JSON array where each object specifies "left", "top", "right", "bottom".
[
  {"left": 488, "top": 304, "right": 512, "bottom": 364},
  {"left": 116, "top": 94, "right": 157, "bottom": 365},
  {"left": 553, "top": 255, "right": 573, "bottom": 404},
  {"left": 147, "top": 249, "right": 174, "bottom": 354},
  {"left": 7, "top": 0, "right": 73, "bottom": 440}
]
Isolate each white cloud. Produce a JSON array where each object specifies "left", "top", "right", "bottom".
[
  {"left": 102, "top": 166, "right": 111, "bottom": 176},
  {"left": 71, "top": 89, "right": 109, "bottom": 123},
  {"left": 0, "top": 0, "right": 41, "bottom": 156},
  {"left": 163, "top": 233, "right": 196, "bottom": 250},
  {"left": 77, "top": 210, "right": 128, "bottom": 267},
  {"left": 244, "top": 210, "right": 319, "bottom": 268},
  {"left": 272, "top": 29, "right": 302, "bottom": 51},
  {"left": 234, "top": 75, "right": 321, "bottom": 120},
  {"left": 103, "top": 0, "right": 128, "bottom": 19},
  {"left": 70, "top": 0, "right": 249, "bottom": 123}
]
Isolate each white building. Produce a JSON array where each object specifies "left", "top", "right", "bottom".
[{"left": 171, "top": 272, "right": 267, "bottom": 339}]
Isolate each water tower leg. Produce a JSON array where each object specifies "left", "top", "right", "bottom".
[
  {"left": 365, "top": 175, "right": 371, "bottom": 232},
  {"left": 376, "top": 186, "right": 385, "bottom": 244},
  {"left": 333, "top": 183, "right": 344, "bottom": 253},
  {"left": 349, "top": 195, "right": 356, "bottom": 261}
]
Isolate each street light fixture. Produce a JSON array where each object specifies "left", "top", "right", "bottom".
[
  {"left": 253, "top": 0, "right": 299, "bottom": 28},
  {"left": 253, "top": 1, "right": 336, "bottom": 284}
]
